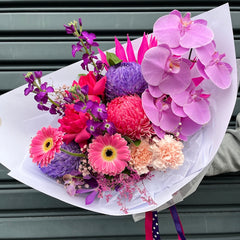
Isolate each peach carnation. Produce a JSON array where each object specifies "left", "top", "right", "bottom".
[
  {"left": 151, "top": 135, "right": 184, "bottom": 171},
  {"left": 129, "top": 139, "right": 153, "bottom": 175},
  {"left": 107, "top": 95, "right": 153, "bottom": 140}
]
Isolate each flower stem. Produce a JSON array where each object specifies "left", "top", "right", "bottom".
[
  {"left": 188, "top": 48, "right": 193, "bottom": 60},
  {"left": 60, "top": 148, "right": 87, "bottom": 158}
]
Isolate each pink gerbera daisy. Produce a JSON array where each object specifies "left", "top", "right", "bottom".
[
  {"left": 88, "top": 133, "right": 130, "bottom": 176},
  {"left": 30, "top": 126, "right": 64, "bottom": 167}
]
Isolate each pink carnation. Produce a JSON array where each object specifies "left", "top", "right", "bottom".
[
  {"left": 88, "top": 133, "right": 130, "bottom": 176},
  {"left": 129, "top": 139, "right": 153, "bottom": 175},
  {"left": 58, "top": 104, "right": 91, "bottom": 147},
  {"left": 151, "top": 135, "right": 184, "bottom": 171},
  {"left": 107, "top": 95, "right": 153, "bottom": 140}
]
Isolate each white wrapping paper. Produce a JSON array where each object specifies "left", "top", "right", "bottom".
[{"left": 0, "top": 3, "right": 237, "bottom": 216}]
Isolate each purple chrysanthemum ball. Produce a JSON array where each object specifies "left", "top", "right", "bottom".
[
  {"left": 40, "top": 141, "right": 81, "bottom": 178},
  {"left": 105, "top": 62, "right": 147, "bottom": 101}
]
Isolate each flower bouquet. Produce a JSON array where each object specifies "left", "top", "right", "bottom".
[{"left": 0, "top": 3, "right": 237, "bottom": 216}]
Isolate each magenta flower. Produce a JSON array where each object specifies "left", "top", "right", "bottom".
[
  {"left": 196, "top": 41, "right": 232, "bottom": 89},
  {"left": 142, "top": 90, "right": 180, "bottom": 134},
  {"left": 98, "top": 33, "right": 157, "bottom": 67},
  {"left": 153, "top": 10, "right": 214, "bottom": 52},
  {"left": 171, "top": 81, "right": 211, "bottom": 125},
  {"left": 141, "top": 44, "right": 191, "bottom": 95}
]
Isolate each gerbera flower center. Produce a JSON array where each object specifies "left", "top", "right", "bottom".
[
  {"left": 101, "top": 146, "right": 117, "bottom": 162},
  {"left": 43, "top": 137, "right": 54, "bottom": 152}
]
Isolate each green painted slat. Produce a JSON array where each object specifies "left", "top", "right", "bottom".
[
  {"left": 0, "top": 12, "right": 239, "bottom": 31},
  {"left": 0, "top": 210, "right": 239, "bottom": 239},
  {"left": 0, "top": 179, "right": 239, "bottom": 210},
  {"left": 0, "top": 40, "right": 240, "bottom": 61}
]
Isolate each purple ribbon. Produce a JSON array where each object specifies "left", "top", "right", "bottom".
[{"left": 169, "top": 205, "right": 186, "bottom": 240}]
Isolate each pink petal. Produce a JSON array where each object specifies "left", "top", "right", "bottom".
[
  {"left": 148, "top": 85, "right": 163, "bottom": 98},
  {"left": 159, "top": 107, "right": 180, "bottom": 132},
  {"left": 205, "top": 63, "right": 232, "bottom": 89},
  {"left": 183, "top": 99, "right": 211, "bottom": 125},
  {"left": 171, "top": 46, "right": 189, "bottom": 55},
  {"left": 180, "top": 24, "right": 214, "bottom": 49},
  {"left": 126, "top": 34, "right": 136, "bottom": 62},
  {"left": 98, "top": 48, "right": 109, "bottom": 69},
  {"left": 75, "top": 127, "right": 91, "bottom": 145},
  {"left": 180, "top": 117, "right": 202, "bottom": 136},
  {"left": 171, "top": 101, "right": 187, "bottom": 117},
  {"left": 159, "top": 60, "right": 191, "bottom": 94},
  {"left": 114, "top": 37, "right": 127, "bottom": 62},
  {"left": 195, "top": 41, "right": 215, "bottom": 65},
  {"left": 141, "top": 45, "right": 170, "bottom": 86},
  {"left": 153, "top": 14, "right": 181, "bottom": 48},
  {"left": 93, "top": 76, "right": 106, "bottom": 95},
  {"left": 138, "top": 33, "right": 149, "bottom": 64},
  {"left": 142, "top": 90, "right": 161, "bottom": 126},
  {"left": 196, "top": 60, "right": 209, "bottom": 79},
  {"left": 192, "top": 76, "right": 204, "bottom": 86},
  {"left": 152, "top": 124, "right": 165, "bottom": 139}
]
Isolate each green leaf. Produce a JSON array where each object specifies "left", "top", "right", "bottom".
[
  {"left": 78, "top": 73, "right": 87, "bottom": 77},
  {"left": 106, "top": 52, "right": 122, "bottom": 66},
  {"left": 133, "top": 140, "right": 141, "bottom": 147}
]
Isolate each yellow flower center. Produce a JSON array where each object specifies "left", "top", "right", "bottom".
[
  {"left": 43, "top": 137, "right": 54, "bottom": 152},
  {"left": 101, "top": 146, "right": 117, "bottom": 162}
]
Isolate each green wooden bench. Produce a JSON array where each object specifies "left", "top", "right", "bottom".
[{"left": 0, "top": 0, "right": 240, "bottom": 239}]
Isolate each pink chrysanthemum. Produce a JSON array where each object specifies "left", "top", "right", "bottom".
[
  {"left": 88, "top": 133, "right": 130, "bottom": 176},
  {"left": 107, "top": 95, "right": 153, "bottom": 140},
  {"left": 129, "top": 139, "right": 153, "bottom": 175},
  {"left": 151, "top": 135, "right": 184, "bottom": 171},
  {"left": 30, "top": 126, "right": 64, "bottom": 167}
]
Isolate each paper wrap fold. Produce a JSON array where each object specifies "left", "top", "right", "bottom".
[{"left": 0, "top": 3, "right": 237, "bottom": 216}]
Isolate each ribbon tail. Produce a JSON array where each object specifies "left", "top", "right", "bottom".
[
  {"left": 145, "top": 211, "right": 161, "bottom": 240},
  {"left": 169, "top": 205, "right": 186, "bottom": 240}
]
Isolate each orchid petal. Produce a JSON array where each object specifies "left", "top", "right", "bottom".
[
  {"left": 196, "top": 60, "right": 209, "bottom": 79},
  {"left": 180, "top": 117, "right": 202, "bottom": 136},
  {"left": 153, "top": 14, "right": 181, "bottom": 48},
  {"left": 142, "top": 90, "right": 161, "bottom": 126},
  {"left": 152, "top": 124, "right": 165, "bottom": 139},
  {"left": 148, "top": 85, "right": 163, "bottom": 98},
  {"left": 159, "top": 107, "right": 180, "bottom": 132},
  {"left": 195, "top": 41, "right": 215, "bottom": 65},
  {"left": 159, "top": 60, "right": 191, "bottom": 94},
  {"left": 180, "top": 23, "right": 214, "bottom": 48},
  {"left": 115, "top": 37, "right": 127, "bottom": 62},
  {"left": 141, "top": 45, "right": 170, "bottom": 86},
  {"left": 171, "top": 101, "right": 187, "bottom": 117},
  {"left": 205, "top": 63, "right": 232, "bottom": 89},
  {"left": 126, "top": 34, "right": 137, "bottom": 62},
  {"left": 183, "top": 99, "right": 210, "bottom": 125}
]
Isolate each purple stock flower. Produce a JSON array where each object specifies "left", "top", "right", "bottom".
[
  {"left": 34, "top": 71, "right": 42, "bottom": 79},
  {"left": 64, "top": 24, "right": 76, "bottom": 34},
  {"left": 34, "top": 82, "right": 54, "bottom": 103},
  {"left": 86, "top": 119, "right": 102, "bottom": 136},
  {"left": 196, "top": 41, "right": 232, "bottom": 89},
  {"left": 78, "top": 18, "right": 82, "bottom": 27},
  {"left": 24, "top": 73, "right": 35, "bottom": 84},
  {"left": 101, "top": 120, "right": 116, "bottom": 135},
  {"left": 72, "top": 42, "right": 83, "bottom": 57},
  {"left": 80, "top": 31, "right": 98, "bottom": 46},
  {"left": 74, "top": 100, "right": 93, "bottom": 113},
  {"left": 141, "top": 44, "right": 191, "bottom": 95},
  {"left": 24, "top": 83, "right": 34, "bottom": 96},
  {"left": 37, "top": 104, "right": 49, "bottom": 111},
  {"left": 153, "top": 10, "right": 214, "bottom": 53},
  {"left": 91, "top": 102, "right": 108, "bottom": 120}
]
